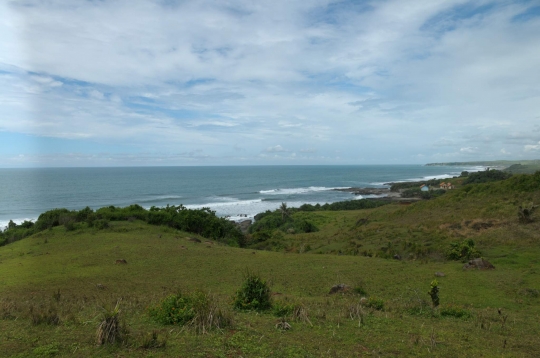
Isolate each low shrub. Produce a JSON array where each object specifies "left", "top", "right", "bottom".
[
  {"left": 233, "top": 270, "right": 272, "bottom": 311},
  {"left": 149, "top": 293, "right": 197, "bottom": 325},
  {"left": 447, "top": 239, "right": 481, "bottom": 261},
  {"left": 93, "top": 219, "right": 110, "bottom": 230},
  {"left": 149, "top": 291, "right": 231, "bottom": 333}
]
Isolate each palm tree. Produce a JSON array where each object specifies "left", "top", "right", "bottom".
[{"left": 279, "top": 202, "right": 291, "bottom": 221}]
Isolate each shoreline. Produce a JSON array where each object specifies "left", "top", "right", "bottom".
[{"left": 333, "top": 187, "right": 422, "bottom": 202}]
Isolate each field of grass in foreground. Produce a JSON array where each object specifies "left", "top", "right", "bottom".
[
  {"left": 1, "top": 216, "right": 539, "bottom": 357},
  {"left": 1, "top": 172, "right": 540, "bottom": 357}
]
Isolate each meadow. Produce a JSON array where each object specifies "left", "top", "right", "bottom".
[{"left": 1, "top": 171, "right": 539, "bottom": 357}]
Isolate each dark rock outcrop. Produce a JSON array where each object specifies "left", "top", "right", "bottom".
[
  {"left": 329, "top": 284, "right": 351, "bottom": 294},
  {"left": 235, "top": 219, "right": 252, "bottom": 234},
  {"left": 463, "top": 258, "right": 495, "bottom": 270}
]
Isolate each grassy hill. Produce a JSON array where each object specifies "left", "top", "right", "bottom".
[{"left": 1, "top": 173, "right": 539, "bottom": 357}]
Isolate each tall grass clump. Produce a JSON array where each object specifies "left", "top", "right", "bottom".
[
  {"left": 96, "top": 301, "right": 127, "bottom": 346},
  {"left": 233, "top": 270, "right": 272, "bottom": 311},
  {"left": 30, "top": 305, "right": 61, "bottom": 326}
]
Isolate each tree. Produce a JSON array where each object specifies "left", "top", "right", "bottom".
[{"left": 279, "top": 202, "right": 291, "bottom": 221}]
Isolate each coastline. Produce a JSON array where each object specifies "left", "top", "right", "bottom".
[{"left": 0, "top": 165, "right": 478, "bottom": 229}]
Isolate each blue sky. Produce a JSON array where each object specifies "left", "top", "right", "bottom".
[{"left": 1, "top": 0, "right": 539, "bottom": 167}]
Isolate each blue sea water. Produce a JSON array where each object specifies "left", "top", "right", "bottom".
[{"left": 0, "top": 165, "right": 482, "bottom": 229}]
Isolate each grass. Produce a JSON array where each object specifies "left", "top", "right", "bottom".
[{"left": 1, "top": 173, "right": 539, "bottom": 356}]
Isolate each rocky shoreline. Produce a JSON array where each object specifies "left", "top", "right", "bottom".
[{"left": 333, "top": 187, "right": 421, "bottom": 202}]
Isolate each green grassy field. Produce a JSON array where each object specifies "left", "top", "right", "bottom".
[{"left": 1, "top": 173, "right": 540, "bottom": 357}]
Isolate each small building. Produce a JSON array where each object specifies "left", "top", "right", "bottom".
[{"left": 440, "top": 182, "right": 454, "bottom": 190}]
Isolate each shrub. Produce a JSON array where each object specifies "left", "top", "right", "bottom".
[
  {"left": 428, "top": 280, "right": 440, "bottom": 307},
  {"left": 446, "top": 239, "right": 481, "bottom": 261},
  {"left": 93, "top": 219, "right": 110, "bottom": 230},
  {"left": 35, "top": 208, "right": 71, "bottom": 231},
  {"left": 518, "top": 202, "right": 538, "bottom": 223},
  {"left": 233, "top": 270, "right": 272, "bottom": 311},
  {"left": 149, "top": 293, "right": 197, "bottom": 325},
  {"left": 149, "top": 291, "right": 231, "bottom": 333}
]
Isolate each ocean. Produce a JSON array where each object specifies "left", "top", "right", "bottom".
[{"left": 0, "top": 165, "right": 482, "bottom": 229}]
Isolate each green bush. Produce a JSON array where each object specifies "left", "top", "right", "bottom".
[
  {"left": 149, "top": 293, "right": 198, "bottom": 325},
  {"left": 149, "top": 291, "right": 231, "bottom": 333},
  {"left": 446, "top": 239, "right": 481, "bottom": 261},
  {"left": 35, "top": 208, "right": 71, "bottom": 231},
  {"left": 233, "top": 271, "right": 272, "bottom": 311}
]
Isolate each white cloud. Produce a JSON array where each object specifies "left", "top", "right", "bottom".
[
  {"left": 524, "top": 142, "right": 540, "bottom": 152},
  {"left": 1, "top": 0, "right": 540, "bottom": 165},
  {"left": 460, "top": 147, "right": 478, "bottom": 154},
  {"left": 264, "top": 145, "right": 288, "bottom": 153}
]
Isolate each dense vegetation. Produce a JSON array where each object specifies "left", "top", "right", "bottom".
[
  {"left": 462, "top": 169, "right": 512, "bottom": 185},
  {"left": 0, "top": 204, "right": 245, "bottom": 247}
]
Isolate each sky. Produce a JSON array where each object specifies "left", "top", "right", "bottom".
[{"left": 1, "top": 0, "right": 539, "bottom": 167}]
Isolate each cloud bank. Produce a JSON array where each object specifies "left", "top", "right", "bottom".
[{"left": 1, "top": 0, "right": 539, "bottom": 166}]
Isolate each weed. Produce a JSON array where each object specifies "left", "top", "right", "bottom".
[
  {"left": 363, "top": 297, "right": 384, "bottom": 311},
  {"left": 139, "top": 330, "right": 167, "bottom": 349},
  {"left": 290, "top": 303, "right": 312, "bottom": 325},
  {"left": 272, "top": 302, "right": 294, "bottom": 317},
  {"left": 353, "top": 280, "right": 368, "bottom": 295},
  {"left": 518, "top": 202, "right": 538, "bottom": 223},
  {"left": 346, "top": 303, "right": 365, "bottom": 326},
  {"left": 52, "top": 289, "right": 61, "bottom": 302},
  {"left": 30, "top": 305, "right": 61, "bottom": 325},
  {"left": 520, "top": 288, "right": 539, "bottom": 298},
  {"left": 440, "top": 305, "right": 471, "bottom": 319},
  {"left": 275, "top": 317, "right": 292, "bottom": 330},
  {"left": 32, "top": 343, "right": 60, "bottom": 357},
  {"left": 428, "top": 280, "right": 440, "bottom": 307},
  {"left": 1, "top": 300, "right": 17, "bottom": 320},
  {"left": 233, "top": 270, "right": 272, "bottom": 311},
  {"left": 187, "top": 292, "right": 232, "bottom": 334}
]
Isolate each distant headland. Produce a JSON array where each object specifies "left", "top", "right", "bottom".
[{"left": 425, "top": 160, "right": 540, "bottom": 174}]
